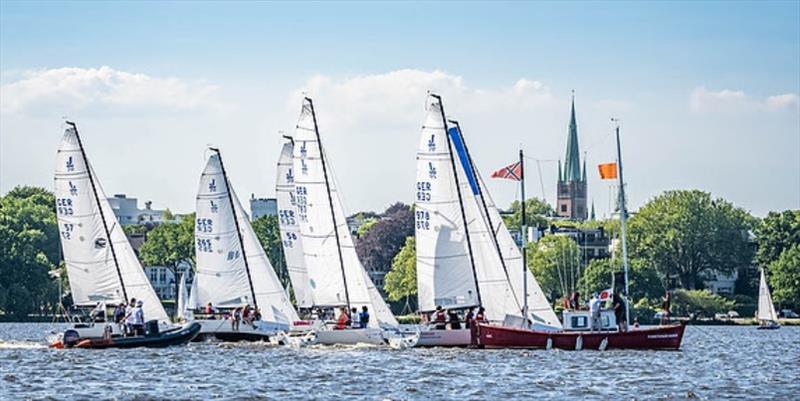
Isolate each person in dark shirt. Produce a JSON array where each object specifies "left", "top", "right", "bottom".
[
  {"left": 447, "top": 310, "right": 461, "bottom": 330},
  {"left": 464, "top": 307, "right": 475, "bottom": 329},
  {"left": 612, "top": 292, "right": 627, "bottom": 331},
  {"left": 359, "top": 306, "right": 369, "bottom": 329}
]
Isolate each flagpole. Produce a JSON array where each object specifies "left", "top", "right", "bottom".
[{"left": 520, "top": 148, "right": 529, "bottom": 325}]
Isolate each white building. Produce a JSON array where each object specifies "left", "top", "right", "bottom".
[
  {"left": 249, "top": 195, "right": 277, "bottom": 220},
  {"left": 108, "top": 194, "right": 179, "bottom": 226}
]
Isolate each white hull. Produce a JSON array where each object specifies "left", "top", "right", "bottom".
[
  {"left": 415, "top": 328, "right": 472, "bottom": 347},
  {"left": 194, "top": 319, "right": 288, "bottom": 341},
  {"left": 66, "top": 321, "right": 176, "bottom": 339},
  {"left": 314, "top": 328, "right": 386, "bottom": 345}
]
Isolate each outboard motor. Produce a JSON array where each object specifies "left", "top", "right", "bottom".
[
  {"left": 62, "top": 329, "right": 80, "bottom": 348},
  {"left": 145, "top": 320, "right": 160, "bottom": 337}
]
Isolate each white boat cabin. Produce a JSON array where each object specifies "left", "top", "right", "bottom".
[{"left": 562, "top": 309, "right": 618, "bottom": 331}]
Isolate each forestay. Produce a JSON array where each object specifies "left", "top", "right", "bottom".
[
  {"left": 194, "top": 153, "right": 298, "bottom": 326},
  {"left": 55, "top": 126, "right": 168, "bottom": 322},
  {"left": 292, "top": 98, "right": 397, "bottom": 327},
  {"left": 276, "top": 140, "right": 313, "bottom": 308},
  {"left": 414, "top": 101, "right": 479, "bottom": 312}
]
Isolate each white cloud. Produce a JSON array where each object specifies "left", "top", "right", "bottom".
[
  {"left": 0, "top": 66, "right": 222, "bottom": 115},
  {"left": 690, "top": 86, "right": 799, "bottom": 112}
]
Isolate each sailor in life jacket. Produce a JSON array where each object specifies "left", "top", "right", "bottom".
[
  {"left": 475, "top": 307, "right": 486, "bottom": 323},
  {"left": 335, "top": 307, "right": 350, "bottom": 330},
  {"left": 434, "top": 306, "right": 447, "bottom": 330}
]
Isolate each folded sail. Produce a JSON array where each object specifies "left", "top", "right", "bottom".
[
  {"left": 55, "top": 126, "right": 168, "bottom": 322},
  {"left": 757, "top": 269, "right": 778, "bottom": 322},
  {"left": 194, "top": 153, "right": 298, "bottom": 326},
  {"left": 276, "top": 140, "right": 313, "bottom": 308},
  {"left": 414, "top": 99, "right": 480, "bottom": 312},
  {"left": 292, "top": 98, "right": 397, "bottom": 327}
]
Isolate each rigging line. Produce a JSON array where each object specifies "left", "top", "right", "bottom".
[{"left": 535, "top": 159, "right": 547, "bottom": 205}]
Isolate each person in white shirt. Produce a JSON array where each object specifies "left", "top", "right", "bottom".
[
  {"left": 589, "top": 293, "right": 602, "bottom": 332},
  {"left": 350, "top": 307, "right": 361, "bottom": 329},
  {"left": 124, "top": 298, "right": 137, "bottom": 336}
]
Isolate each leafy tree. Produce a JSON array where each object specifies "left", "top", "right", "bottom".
[
  {"left": 384, "top": 237, "right": 417, "bottom": 308},
  {"left": 356, "top": 218, "right": 379, "bottom": 237},
  {"left": 578, "top": 257, "right": 663, "bottom": 302},
  {"left": 527, "top": 235, "right": 581, "bottom": 301},
  {"left": 755, "top": 210, "right": 800, "bottom": 267},
  {"left": 123, "top": 224, "right": 151, "bottom": 235},
  {"left": 671, "top": 289, "right": 735, "bottom": 318},
  {"left": 251, "top": 215, "right": 290, "bottom": 288},
  {"left": 628, "top": 190, "right": 754, "bottom": 290},
  {"left": 355, "top": 203, "right": 414, "bottom": 288},
  {"left": 0, "top": 186, "right": 60, "bottom": 318},
  {"left": 139, "top": 213, "right": 195, "bottom": 315},
  {"left": 768, "top": 244, "right": 800, "bottom": 309},
  {"left": 503, "top": 197, "right": 553, "bottom": 229}
]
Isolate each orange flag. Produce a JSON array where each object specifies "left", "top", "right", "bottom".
[{"left": 598, "top": 162, "right": 617, "bottom": 180}]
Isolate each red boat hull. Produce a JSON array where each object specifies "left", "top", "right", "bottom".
[{"left": 475, "top": 323, "right": 686, "bottom": 350}]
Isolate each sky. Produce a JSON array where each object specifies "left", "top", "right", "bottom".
[{"left": 1, "top": 1, "right": 798, "bottom": 217}]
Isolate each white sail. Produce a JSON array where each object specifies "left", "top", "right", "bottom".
[
  {"left": 292, "top": 98, "right": 397, "bottom": 327},
  {"left": 414, "top": 99, "right": 480, "bottom": 313},
  {"left": 194, "top": 153, "right": 298, "bottom": 326},
  {"left": 757, "top": 269, "right": 778, "bottom": 322},
  {"left": 55, "top": 126, "right": 169, "bottom": 322},
  {"left": 276, "top": 140, "right": 313, "bottom": 308},
  {"left": 176, "top": 272, "right": 191, "bottom": 321}
]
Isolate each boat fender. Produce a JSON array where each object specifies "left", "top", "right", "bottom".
[
  {"left": 75, "top": 339, "right": 93, "bottom": 348},
  {"left": 62, "top": 329, "right": 80, "bottom": 348},
  {"left": 546, "top": 337, "right": 553, "bottom": 350},
  {"left": 599, "top": 337, "right": 608, "bottom": 351},
  {"left": 575, "top": 335, "right": 583, "bottom": 350}
]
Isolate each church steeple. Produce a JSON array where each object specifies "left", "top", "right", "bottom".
[{"left": 563, "top": 92, "right": 582, "bottom": 183}]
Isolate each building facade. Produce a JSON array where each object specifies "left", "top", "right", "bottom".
[
  {"left": 556, "top": 95, "right": 588, "bottom": 221},
  {"left": 249, "top": 195, "right": 278, "bottom": 220},
  {"left": 107, "top": 194, "right": 178, "bottom": 226}
]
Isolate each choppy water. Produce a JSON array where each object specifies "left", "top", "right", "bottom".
[{"left": 0, "top": 323, "right": 798, "bottom": 400}]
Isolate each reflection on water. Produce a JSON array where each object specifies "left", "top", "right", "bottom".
[{"left": 1, "top": 323, "right": 798, "bottom": 400}]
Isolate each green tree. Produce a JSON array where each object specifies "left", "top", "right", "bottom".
[
  {"left": 138, "top": 213, "right": 195, "bottom": 315},
  {"left": 768, "top": 244, "right": 800, "bottom": 309},
  {"left": 0, "top": 186, "right": 60, "bottom": 318},
  {"left": 503, "top": 197, "right": 553, "bottom": 229},
  {"left": 251, "top": 215, "right": 289, "bottom": 288},
  {"left": 578, "top": 257, "right": 663, "bottom": 302},
  {"left": 628, "top": 190, "right": 754, "bottom": 289},
  {"left": 755, "top": 210, "right": 800, "bottom": 267},
  {"left": 384, "top": 237, "right": 417, "bottom": 310},
  {"left": 527, "top": 235, "right": 580, "bottom": 301},
  {"left": 356, "top": 218, "right": 379, "bottom": 237},
  {"left": 671, "top": 289, "right": 735, "bottom": 318}
]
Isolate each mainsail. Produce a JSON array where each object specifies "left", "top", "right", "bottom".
[
  {"left": 193, "top": 151, "right": 298, "bottom": 326},
  {"left": 55, "top": 124, "right": 168, "bottom": 322},
  {"left": 276, "top": 139, "right": 313, "bottom": 308},
  {"left": 292, "top": 98, "right": 397, "bottom": 327},
  {"left": 757, "top": 269, "right": 778, "bottom": 322}
]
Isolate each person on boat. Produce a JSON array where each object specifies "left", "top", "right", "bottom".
[
  {"left": 661, "top": 291, "right": 671, "bottom": 325},
  {"left": 359, "top": 306, "right": 369, "bottom": 329},
  {"left": 124, "top": 298, "right": 137, "bottom": 336},
  {"left": 589, "top": 293, "right": 602, "bottom": 331},
  {"left": 448, "top": 310, "right": 461, "bottom": 330},
  {"left": 475, "top": 307, "right": 486, "bottom": 323},
  {"left": 205, "top": 302, "right": 215, "bottom": 319},
  {"left": 253, "top": 308, "right": 262, "bottom": 322},
  {"left": 231, "top": 307, "right": 241, "bottom": 331},
  {"left": 90, "top": 301, "right": 106, "bottom": 322},
  {"left": 612, "top": 292, "right": 627, "bottom": 332},
  {"left": 133, "top": 300, "right": 145, "bottom": 336},
  {"left": 433, "top": 306, "right": 447, "bottom": 330},
  {"left": 464, "top": 307, "right": 475, "bottom": 329},
  {"left": 113, "top": 303, "right": 126, "bottom": 325},
  {"left": 242, "top": 304, "right": 252, "bottom": 326},
  {"left": 335, "top": 307, "right": 350, "bottom": 330},
  {"left": 570, "top": 291, "right": 581, "bottom": 310},
  {"left": 350, "top": 307, "right": 361, "bottom": 329}
]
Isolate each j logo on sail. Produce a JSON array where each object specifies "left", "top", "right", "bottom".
[
  {"left": 286, "top": 168, "right": 294, "bottom": 184},
  {"left": 428, "top": 162, "right": 437, "bottom": 179},
  {"left": 428, "top": 134, "right": 436, "bottom": 152},
  {"left": 66, "top": 156, "right": 75, "bottom": 172},
  {"left": 208, "top": 179, "right": 217, "bottom": 193},
  {"left": 210, "top": 200, "right": 219, "bottom": 213},
  {"left": 68, "top": 181, "right": 78, "bottom": 196},
  {"left": 300, "top": 142, "right": 307, "bottom": 158},
  {"left": 301, "top": 159, "right": 308, "bottom": 175}
]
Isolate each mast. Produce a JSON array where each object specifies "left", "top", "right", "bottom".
[
  {"left": 67, "top": 121, "right": 128, "bottom": 303},
  {"left": 520, "top": 148, "right": 528, "bottom": 323},
  {"left": 306, "top": 97, "right": 351, "bottom": 310},
  {"left": 432, "top": 94, "right": 482, "bottom": 306},
  {"left": 210, "top": 148, "right": 258, "bottom": 310},
  {"left": 612, "top": 119, "right": 630, "bottom": 329},
  {"left": 450, "top": 120, "right": 520, "bottom": 310}
]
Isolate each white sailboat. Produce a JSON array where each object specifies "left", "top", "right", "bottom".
[
  {"left": 191, "top": 149, "right": 299, "bottom": 341},
  {"left": 757, "top": 269, "right": 780, "bottom": 330},
  {"left": 290, "top": 97, "right": 398, "bottom": 345},
  {"left": 53, "top": 122, "right": 171, "bottom": 342},
  {"left": 414, "top": 95, "right": 560, "bottom": 346}
]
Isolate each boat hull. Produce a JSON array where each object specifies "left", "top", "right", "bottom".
[
  {"left": 68, "top": 322, "right": 201, "bottom": 349},
  {"left": 475, "top": 323, "right": 686, "bottom": 350},
  {"left": 415, "top": 328, "right": 472, "bottom": 347},
  {"left": 314, "top": 328, "right": 386, "bottom": 345},
  {"left": 193, "top": 319, "right": 287, "bottom": 342}
]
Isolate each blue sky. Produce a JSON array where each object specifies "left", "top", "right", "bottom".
[{"left": 1, "top": 1, "right": 798, "bottom": 216}]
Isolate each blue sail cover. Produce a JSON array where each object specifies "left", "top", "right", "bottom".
[{"left": 448, "top": 126, "right": 480, "bottom": 195}]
